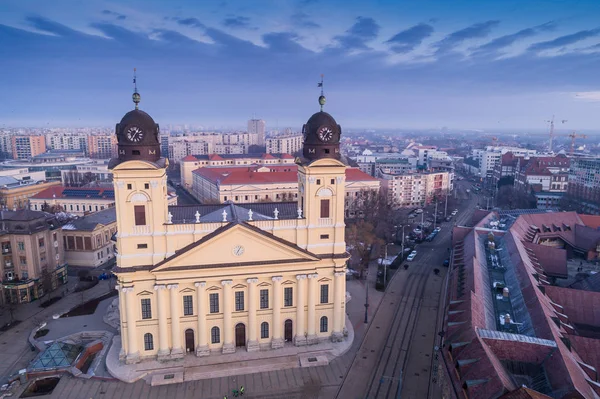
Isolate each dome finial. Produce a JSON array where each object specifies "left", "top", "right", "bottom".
[
  {"left": 132, "top": 68, "right": 141, "bottom": 110},
  {"left": 318, "top": 74, "right": 326, "bottom": 111}
]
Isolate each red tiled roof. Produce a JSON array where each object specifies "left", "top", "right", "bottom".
[
  {"left": 345, "top": 168, "right": 379, "bottom": 181},
  {"left": 30, "top": 186, "right": 113, "bottom": 200},
  {"left": 580, "top": 215, "right": 600, "bottom": 229},
  {"left": 281, "top": 154, "right": 295, "bottom": 159},
  {"left": 208, "top": 154, "right": 224, "bottom": 160},
  {"left": 522, "top": 242, "right": 568, "bottom": 278},
  {"left": 261, "top": 153, "right": 276, "bottom": 159},
  {"left": 181, "top": 155, "right": 198, "bottom": 162},
  {"left": 569, "top": 335, "right": 600, "bottom": 376},
  {"left": 545, "top": 285, "right": 600, "bottom": 328}
]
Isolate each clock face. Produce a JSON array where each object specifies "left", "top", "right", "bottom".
[
  {"left": 126, "top": 126, "right": 144, "bottom": 143},
  {"left": 318, "top": 126, "right": 334, "bottom": 142},
  {"left": 232, "top": 245, "right": 245, "bottom": 256}
]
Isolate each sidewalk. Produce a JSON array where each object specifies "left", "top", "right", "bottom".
[{"left": 0, "top": 277, "right": 115, "bottom": 384}]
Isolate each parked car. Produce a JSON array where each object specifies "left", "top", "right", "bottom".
[
  {"left": 407, "top": 252, "right": 417, "bottom": 261},
  {"left": 445, "top": 216, "right": 452, "bottom": 222},
  {"left": 346, "top": 268, "right": 360, "bottom": 279},
  {"left": 443, "top": 259, "right": 450, "bottom": 267},
  {"left": 435, "top": 227, "right": 441, "bottom": 232},
  {"left": 415, "top": 209, "right": 423, "bottom": 214}
]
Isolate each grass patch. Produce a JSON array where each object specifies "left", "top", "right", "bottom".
[
  {"left": 34, "top": 328, "right": 49, "bottom": 339},
  {"left": 60, "top": 290, "right": 118, "bottom": 318}
]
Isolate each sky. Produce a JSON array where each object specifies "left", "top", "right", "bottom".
[{"left": 1, "top": 0, "right": 600, "bottom": 131}]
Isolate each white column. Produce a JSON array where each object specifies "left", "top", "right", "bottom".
[
  {"left": 153, "top": 284, "right": 170, "bottom": 360},
  {"left": 116, "top": 285, "right": 127, "bottom": 360},
  {"left": 307, "top": 273, "right": 318, "bottom": 344},
  {"left": 294, "top": 274, "right": 307, "bottom": 346},
  {"left": 332, "top": 271, "right": 345, "bottom": 341},
  {"left": 168, "top": 284, "right": 183, "bottom": 358},
  {"left": 195, "top": 282, "right": 209, "bottom": 356},
  {"left": 246, "top": 278, "right": 259, "bottom": 352},
  {"left": 123, "top": 286, "right": 140, "bottom": 364},
  {"left": 271, "top": 276, "right": 284, "bottom": 349},
  {"left": 221, "top": 280, "right": 235, "bottom": 354}
]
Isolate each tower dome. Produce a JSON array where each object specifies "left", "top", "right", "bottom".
[{"left": 302, "top": 80, "right": 341, "bottom": 160}]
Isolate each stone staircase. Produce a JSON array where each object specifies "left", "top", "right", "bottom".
[{"left": 183, "top": 354, "right": 300, "bottom": 381}]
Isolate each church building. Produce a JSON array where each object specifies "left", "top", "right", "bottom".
[{"left": 111, "top": 85, "right": 350, "bottom": 364}]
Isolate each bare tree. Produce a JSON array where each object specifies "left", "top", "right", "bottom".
[
  {"left": 346, "top": 220, "right": 384, "bottom": 275},
  {"left": 41, "top": 269, "right": 54, "bottom": 300}
]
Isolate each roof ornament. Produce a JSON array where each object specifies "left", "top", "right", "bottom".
[
  {"left": 195, "top": 211, "right": 201, "bottom": 223},
  {"left": 132, "top": 68, "right": 141, "bottom": 110},
  {"left": 248, "top": 209, "right": 253, "bottom": 221},
  {"left": 167, "top": 211, "right": 173, "bottom": 224},
  {"left": 222, "top": 209, "right": 228, "bottom": 222},
  {"left": 273, "top": 208, "right": 279, "bottom": 220},
  {"left": 297, "top": 208, "right": 302, "bottom": 219},
  {"left": 318, "top": 74, "right": 326, "bottom": 112}
]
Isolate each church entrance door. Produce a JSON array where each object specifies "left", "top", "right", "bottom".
[
  {"left": 235, "top": 323, "right": 246, "bottom": 347},
  {"left": 185, "top": 329, "right": 195, "bottom": 353},
  {"left": 284, "top": 319, "right": 293, "bottom": 342}
]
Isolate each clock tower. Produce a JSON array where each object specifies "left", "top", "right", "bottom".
[{"left": 297, "top": 85, "right": 347, "bottom": 256}]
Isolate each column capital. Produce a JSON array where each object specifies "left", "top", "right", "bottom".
[
  {"left": 221, "top": 279, "right": 233, "bottom": 286},
  {"left": 334, "top": 271, "right": 345, "bottom": 277},
  {"left": 194, "top": 281, "right": 206, "bottom": 288},
  {"left": 247, "top": 278, "right": 259, "bottom": 284},
  {"left": 167, "top": 284, "right": 179, "bottom": 290},
  {"left": 153, "top": 284, "right": 166, "bottom": 291},
  {"left": 115, "top": 284, "right": 122, "bottom": 291},
  {"left": 272, "top": 276, "right": 283, "bottom": 282},
  {"left": 296, "top": 274, "right": 307, "bottom": 280},
  {"left": 308, "top": 273, "right": 319, "bottom": 279},
  {"left": 122, "top": 286, "right": 135, "bottom": 293}
]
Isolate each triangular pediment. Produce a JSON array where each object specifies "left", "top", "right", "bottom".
[
  {"left": 153, "top": 222, "right": 319, "bottom": 272},
  {"left": 137, "top": 290, "right": 153, "bottom": 296}
]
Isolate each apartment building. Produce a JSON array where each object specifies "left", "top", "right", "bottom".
[
  {"left": 380, "top": 170, "right": 453, "bottom": 207},
  {"left": 46, "top": 133, "right": 88, "bottom": 154},
  {"left": 87, "top": 134, "right": 117, "bottom": 159},
  {"left": 12, "top": 136, "right": 47, "bottom": 160},
  {"left": 266, "top": 134, "right": 303, "bottom": 155},
  {"left": 567, "top": 157, "right": 600, "bottom": 214},
  {"left": 0, "top": 210, "right": 66, "bottom": 304},
  {"left": 471, "top": 146, "right": 538, "bottom": 180}
]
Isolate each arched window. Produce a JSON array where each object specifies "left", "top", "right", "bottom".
[
  {"left": 211, "top": 326, "right": 220, "bottom": 344},
  {"left": 320, "top": 316, "right": 328, "bottom": 333},
  {"left": 261, "top": 322, "right": 269, "bottom": 339},
  {"left": 144, "top": 333, "right": 154, "bottom": 351}
]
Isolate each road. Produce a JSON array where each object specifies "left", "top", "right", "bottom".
[{"left": 336, "top": 183, "right": 480, "bottom": 399}]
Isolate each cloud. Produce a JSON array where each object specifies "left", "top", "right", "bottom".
[
  {"left": 573, "top": 91, "right": 600, "bottom": 101},
  {"left": 334, "top": 16, "right": 380, "bottom": 50},
  {"left": 434, "top": 20, "right": 500, "bottom": 54},
  {"left": 528, "top": 28, "right": 600, "bottom": 51},
  {"left": 175, "top": 17, "right": 205, "bottom": 29},
  {"left": 262, "top": 32, "right": 312, "bottom": 54},
  {"left": 471, "top": 22, "right": 555, "bottom": 55},
  {"left": 291, "top": 12, "right": 320, "bottom": 29},
  {"left": 222, "top": 16, "right": 255, "bottom": 30},
  {"left": 386, "top": 23, "right": 434, "bottom": 53},
  {"left": 102, "top": 9, "right": 126, "bottom": 21}
]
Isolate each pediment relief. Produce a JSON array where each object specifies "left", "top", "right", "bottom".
[
  {"left": 152, "top": 222, "right": 319, "bottom": 272},
  {"left": 206, "top": 286, "right": 222, "bottom": 291},
  {"left": 232, "top": 284, "right": 247, "bottom": 289},
  {"left": 282, "top": 280, "right": 296, "bottom": 285},
  {"left": 137, "top": 290, "right": 153, "bottom": 296},
  {"left": 258, "top": 282, "right": 271, "bottom": 287},
  {"left": 318, "top": 277, "right": 332, "bottom": 283},
  {"left": 179, "top": 287, "right": 195, "bottom": 293}
]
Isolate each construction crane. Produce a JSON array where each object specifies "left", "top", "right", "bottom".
[
  {"left": 546, "top": 115, "right": 568, "bottom": 153},
  {"left": 568, "top": 132, "right": 587, "bottom": 155}
]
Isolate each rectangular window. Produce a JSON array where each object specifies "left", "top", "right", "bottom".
[
  {"left": 320, "top": 234, "right": 329, "bottom": 239},
  {"left": 183, "top": 295, "right": 193, "bottom": 316},
  {"left": 84, "top": 237, "right": 92, "bottom": 250},
  {"left": 235, "top": 291, "right": 245, "bottom": 311},
  {"left": 127, "top": 184, "right": 132, "bottom": 190},
  {"left": 76, "top": 205, "right": 80, "bottom": 211},
  {"left": 137, "top": 243, "right": 148, "bottom": 249},
  {"left": 209, "top": 293, "right": 219, "bottom": 313},
  {"left": 144, "top": 183, "right": 149, "bottom": 189},
  {"left": 38, "top": 238, "right": 45, "bottom": 248},
  {"left": 320, "top": 284, "right": 329, "bottom": 304},
  {"left": 320, "top": 199, "right": 330, "bottom": 218},
  {"left": 134, "top": 205, "right": 146, "bottom": 226},
  {"left": 20, "top": 256, "right": 27, "bottom": 265},
  {"left": 316, "top": 179, "right": 321, "bottom": 185},
  {"left": 284, "top": 287, "right": 293, "bottom": 307},
  {"left": 17, "top": 242, "right": 25, "bottom": 251},
  {"left": 76, "top": 236, "right": 83, "bottom": 249},
  {"left": 260, "top": 289, "right": 269, "bottom": 309},
  {"left": 141, "top": 298, "right": 152, "bottom": 319},
  {"left": 67, "top": 236, "right": 74, "bottom": 250}
]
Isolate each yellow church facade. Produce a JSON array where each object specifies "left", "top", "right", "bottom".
[{"left": 111, "top": 88, "right": 350, "bottom": 364}]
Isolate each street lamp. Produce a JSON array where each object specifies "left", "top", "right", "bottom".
[{"left": 364, "top": 270, "right": 369, "bottom": 324}]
